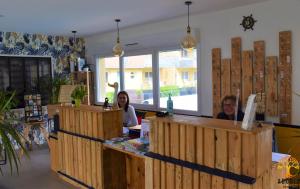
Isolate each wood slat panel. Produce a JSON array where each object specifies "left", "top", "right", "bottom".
[
  {"left": 242, "top": 51, "right": 253, "bottom": 107},
  {"left": 145, "top": 157, "right": 154, "bottom": 189},
  {"left": 212, "top": 48, "right": 222, "bottom": 117},
  {"left": 265, "top": 56, "right": 278, "bottom": 116},
  {"left": 231, "top": 37, "right": 242, "bottom": 97},
  {"left": 170, "top": 123, "right": 182, "bottom": 189},
  {"left": 194, "top": 127, "right": 203, "bottom": 189},
  {"left": 213, "top": 130, "right": 228, "bottom": 189},
  {"left": 253, "top": 41, "right": 266, "bottom": 114},
  {"left": 225, "top": 131, "right": 241, "bottom": 189},
  {"left": 279, "top": 31, "right": 292, "bottom": 124},
  {"left": 242, "top": 134, "right": 256, "bottom": 177},
  {"left": 158, "top": 121, "right": 166, "bottom": 189},
  {"left": 165, "top": 123, "right": 175, "bottom": 189},
  {"left": 184, "top": 126, "right": 195, "bottom": 189},
  {"left": 221, "top": 59, "right": 231, "bottom": 99}
]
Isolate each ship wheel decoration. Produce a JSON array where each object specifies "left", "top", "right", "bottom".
[{"left": 240, "top": 14, "right": 257, "bottom": 31}]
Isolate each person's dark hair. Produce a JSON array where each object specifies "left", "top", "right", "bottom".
[
  {"left": 221, "top": 95, "right": 242, "bottom": 111},
  {"left": 117, "top": 91, "right": 130, "bottom": 112}
]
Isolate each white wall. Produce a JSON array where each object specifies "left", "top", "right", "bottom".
[{"left": 86, "top": 0, "right": 300, "bottom": 124}]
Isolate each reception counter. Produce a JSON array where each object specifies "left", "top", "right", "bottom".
[{"left": 49, "top": 108, "right": 289, "bottom": 189}]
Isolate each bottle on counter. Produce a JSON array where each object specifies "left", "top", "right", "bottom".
[{"left": 167, "top": 93, "right": 173, "bottom": 116}]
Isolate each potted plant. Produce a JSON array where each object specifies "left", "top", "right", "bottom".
[
  {"left": 51, "top": 74, "right": 70, "bottom": 104},
  {"left": 71, "top": 85, "right": 87, "bottom": 107},
  {"left": 0, "top": 91, "right": 28, "bottom": 174}
]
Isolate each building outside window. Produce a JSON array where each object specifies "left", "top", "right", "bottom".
[
  {"left": 158, "top": 49, "right": 197, "bottom": 111},
  {"left": 96, "top": 57, "right": 120, "bottom": 102},
  {"left": 123, "top": 54, "right": 153, "bottom": 105}
]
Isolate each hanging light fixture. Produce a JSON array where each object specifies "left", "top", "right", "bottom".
[
  {"left": 181, "top": 1, "right": 197, "bottom": 51},
  {"left": 113, "top": 19, "right": 124, "bottom": 57}
]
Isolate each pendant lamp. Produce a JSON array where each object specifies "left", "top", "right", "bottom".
[
  {"left": 180, "top": 1, "right": 197, "bottom": 51},
  {"left": 113, "top": 19, "right": 124, "bottom": 57}
]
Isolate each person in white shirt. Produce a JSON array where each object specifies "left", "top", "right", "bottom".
[{"left": 117, "top": 91, "right": 138, "bottom": 127}]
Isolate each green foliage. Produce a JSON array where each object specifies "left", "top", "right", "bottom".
[
  {"left": 0, "top": 91, "right": 28, "bottom": 174},
  {"left": 51, "top": 75, "right": 70, "bottom": 104},
  {"left": 105, "top": 92, "right": 114, "bottom": 103},
  {"left": 71, "top": 85, "right": 87, "bottom": 101},
  {"left": 160, "top": 85, "right": 180, "bottom": 97}
]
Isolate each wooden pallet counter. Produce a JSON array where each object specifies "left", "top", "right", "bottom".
[
  {"left": 50, "top": 105, "right": 122, "bottom": 189},
  {"left": 146, "top": 115, "right": 275, "bottom": 189}
]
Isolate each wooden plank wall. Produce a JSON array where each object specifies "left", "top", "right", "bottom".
[
  {"left": 279, "top": 31, "right": 292, "bottom": 124},
  {"left": 212, "top": 48, "right": 222, "bottom": 117},
  {"left": 231, "top": 37, "right": 242, "bottom": 97},
  {"left": 147, "top": 118, "right": 275, "bottom": 189},
  {"left": 253, "top": 41, "right": 266, "bottom": 114},
  {"left": 212, "top": 31, "right": 292, "bottom": 123},
  {"left": 242, "top": 51, "right": 253, "bottom": 107},
  {"left": 265, "top": 57, "right": 278, "bottom": 116},
  {"left": 221, "top": 59, "right": 231, "bottom": 100}
]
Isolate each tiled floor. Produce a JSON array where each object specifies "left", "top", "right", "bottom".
[{"left": 0, "top": 146, "right": 77, "bottom": 189}]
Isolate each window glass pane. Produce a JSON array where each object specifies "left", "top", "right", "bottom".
[
  {"left": 0, "top": 58, "right": 9, "bottom": 91},
  {"left": 124, "top": 54, "right": 153, "bottom": 105},
  {"left": 158, "top": 49, "right": 197, "bottom": 111},
  {"left": 97, "top": 57, "right": 120, "bottom": 102}
]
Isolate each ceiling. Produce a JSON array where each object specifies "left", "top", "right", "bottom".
[{"left": 0, "top": 0, "right": 268, "bottom": 37}]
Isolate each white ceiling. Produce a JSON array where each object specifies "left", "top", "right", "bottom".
[{"left": 0, "top": 0, "right": 268, "bottom": 37}]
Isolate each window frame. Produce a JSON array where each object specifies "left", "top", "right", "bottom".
[{"left": 94, "top": 45, "right": 201, "bottom": 116}]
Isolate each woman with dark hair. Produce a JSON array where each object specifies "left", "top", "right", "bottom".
[
  {"left": 117, "top": 91, "right": 138, "bottom": 127},
  {"left": 217, "top": 95, "right": 244, "bottom": 121}
]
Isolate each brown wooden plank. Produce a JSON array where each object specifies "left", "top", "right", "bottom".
[
  {"left": 202, "top": 128, "right": 215, "bottom": 188},
  {"left": 279, "top": 31, "right": 292, "bottom": 124},
  {"left": 252, "top": 176, "right": 263, "bottom": 189},
  {"left": 86, "top": 140, "right": 92, "bottom": 186},
  {"left": 221, "top": 59, "right": 231, "bottom": 99},
  {"left": 145, "top": 157, "right": 154, "bottom": 189},
  {"left": 96, "top": 143, "right": 103, "bottom": 189},
  {"left": 194, "top": 127, "right": 203, "bottom": 189},
  {"left": 265, "top": 56, "right": 278, "bottom": 116},
  {"left": 212, "top": 48, "right": 222, "bottom": 117},
  {"left": 231, "top": 37, "right": 242, "bottom": 97},
  {"left": 226, "top": 131, "right": 241, "bottom": 189},
  {"left": 183, "top": 125, "right": 195, "bottom": 189},
  {"left": 238, "top": 183, "right": 251, "bottom": 189},
  {"left": 200, "top": 173, "right": 212, "bottom": 189},
  {"left": 213, "top": 130, "right": 228, "bottom": 189},
  {"left": 170, "top": 123, "right": 182, "bottom": 189},
  {"left": 165, "top": 123, "right": 175, "bottom": 189},
  {"left": 91, "top": 141, "right": 97, "bottom": 188},
  {"left": 253, "top": 41, "right": 266, "bottom": 114},
  {"left": 242, "top": 51, "right": 253, "bottom": 107},
  {"left": 153, "top": 159, "right": 161, "bottom": 189},
  {"left": 241, "top": 133, "right": 256, "bottom": 177},
  {"left": 97, "top": 113, "right": 104, "bottom": 138},
  {"left": 158, "top": 121, "right": 166, "bottom": 189}
]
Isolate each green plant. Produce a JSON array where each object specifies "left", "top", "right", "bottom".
[
  {"left": 0, "top": 91, "right": 28, "bottom": 174},
  {"left": 160, "top": 85, "right": 180, "bottom": 97},
  {"left": 71, "top": 85, "right": 87, "bottom": 101},
  {"left": 51, "top": 75, "right": 70, "bottom": 104}
]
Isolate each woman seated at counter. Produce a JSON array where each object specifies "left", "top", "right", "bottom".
[
  {"left": 217, "top": 95, "right": 244, "bottom": 121},
  {"left": 117, "top": 91, "right": 138, "bottom": 127}
]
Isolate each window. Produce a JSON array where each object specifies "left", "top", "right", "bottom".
[
  {"left": 124, "top": 54, "right": 153, "bottom": 105},
  {"left": 158, "top": 49, "right": 197, "bottom": 111},
  {"left": 96, "top": 57, "right": 120, "bottom": 102},
  {"left": 182, "top": 72, "right": 189, "bottom": 80},
  {"left": 145, "top": 72, "right": 152, "bottom": 80},
  {"left": 0, "top": 56, "right": 52, "bottom": 107}
]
